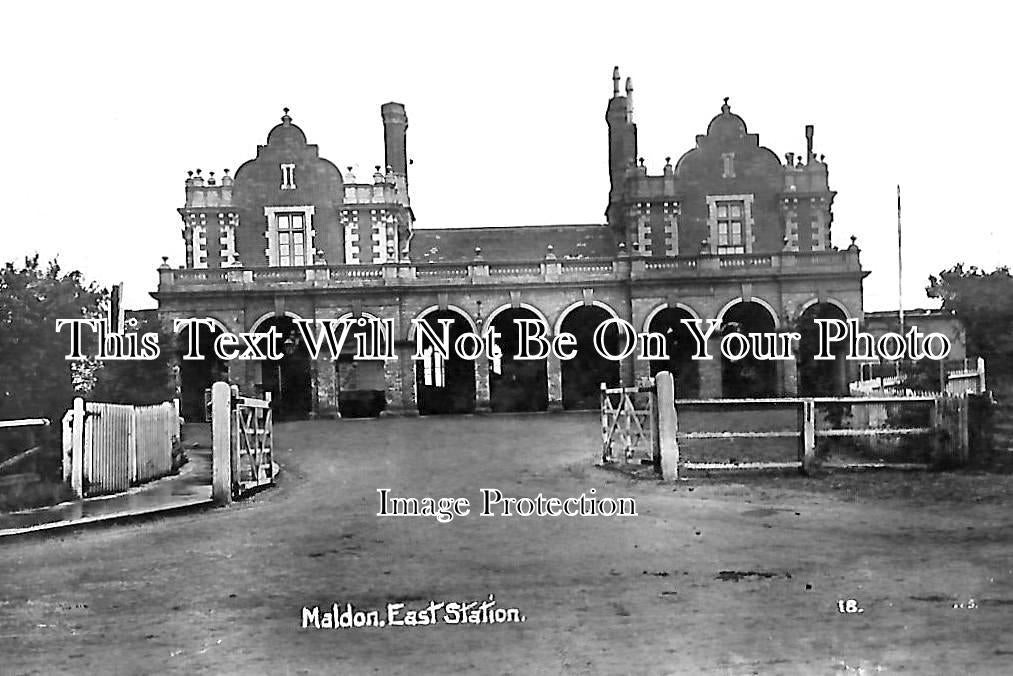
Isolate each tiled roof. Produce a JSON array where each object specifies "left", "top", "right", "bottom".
[{"left": 408, "top": 224, "right": 616, "bottom": 263}]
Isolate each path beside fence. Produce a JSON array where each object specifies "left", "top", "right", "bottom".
[{"left": 0, "top": 444, "right": 212, "bottom": 538}]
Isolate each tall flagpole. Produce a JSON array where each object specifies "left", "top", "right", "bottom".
[
  {"left": 897, "top": 184, "right": 904, "bottom": 337},
  {"left": 895, "top": 184, "right": 904, "bottom": 385}
]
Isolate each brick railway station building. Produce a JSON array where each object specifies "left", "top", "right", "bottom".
[{"left": 154, "top": 69, "right": 867, "bottom": 420}]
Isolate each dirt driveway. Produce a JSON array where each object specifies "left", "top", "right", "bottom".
[{"left": 2, "top": 413, "right": 1013, "bottom": 674}]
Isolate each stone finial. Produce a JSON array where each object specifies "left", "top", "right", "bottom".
[
  {"left": 848, "top": 235, "right": 859, "bottom": 251},
  {"left": 721, "top": 97, "right": 730, "bottom": 114},
  {"left": 281, "top": 107, "right": 292, "bottom": 125},
  {"left": 545, "top": 244, "right": 556, "bottom": 260},
  {"left": 160, "top": 256, "right": 170, "bottom": 268},
  {"left": 474, "top": 246, "right": 482, "bottom": 259},
  {"left": 187, "top": 170, "right": 193, "bottom": 177}
]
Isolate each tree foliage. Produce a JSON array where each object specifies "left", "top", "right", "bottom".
[
  {"left": 0, "top": 256, "right": 105, "bottom": 424},
  {"left": 1, "top": 256, "right": 176, "bottom": 430},
  {"left": 90, "top": 313, "right": 176, "bottom": 406},
  {"left": 927, "top": 264, "right": 1013, "bottom": 386}
]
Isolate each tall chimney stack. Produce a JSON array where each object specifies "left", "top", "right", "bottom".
[
  {"left": 805, "top": 124, "right": 814, "bottom": 163},
  {"left": 381, "top": 102, "right": 409, "bottom": 178}
]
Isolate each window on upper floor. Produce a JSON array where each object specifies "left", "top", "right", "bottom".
[
  {"left": 277, "top": 213, "right": 306, "bottom": 266},
  {"left": 265, "top": 205, "right": 315, "bottom": 267},
  {"left": 716, "top": 200, "right": 745, "bottom": 254},
  {"left": 281, "top": 163, "right": 296, "bottom": 190}
]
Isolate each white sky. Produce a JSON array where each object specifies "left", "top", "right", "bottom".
[{"left": 1, "top": 1, "right": 1009, "bottom": 311}]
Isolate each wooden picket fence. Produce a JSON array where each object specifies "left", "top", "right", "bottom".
[{"left": 62, "top": 399, "right": 182, "bottom": 497}]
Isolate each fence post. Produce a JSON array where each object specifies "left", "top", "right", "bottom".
[
  {"left": 798, "top": 398, "right": 816, "bottom": 475},
  {"left": 656, "top": 371, "right": 679, "bottom": 480},
  {"left": 956, "top": 396, "right": 970, "bottom": 464},
  {"left": 230, "top": 384, "right": 240, "bottom": 492},
  {"left": 211, "top": 381, "right": 232, "bottom": 505},
  {"left": 127, "top": 407, "right": 138, "bottom": 485},
  {"left": 649, "top": 378, "right": 660, "bottom": 469},
  {"left": 599, "top": 383, "right": 608, "bottom": 465},
  {"left": 70, "top": 397, "right": 85, "bottom": 498}
]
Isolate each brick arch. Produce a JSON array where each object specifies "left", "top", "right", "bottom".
[
  {"left": 553, "top": 300, "right": 620, "bottom": 337},
  {"left": 408, "top": 305, "right": 478, "bottom": 340},
  {"left": 336, "top": 310, "right": 382, "bottom": 322},
  {"left": 715, "top": 296, "right": 780, "bottom": 329},
  {"left": 481, "top": 302, "right": 551, "bottom": 336},
  {"left": 248, "top": 310, "right": 305, "bottom": 333},
  {"left": 641, "top": 301, "right": 702, "bottom": 333},
  {"left": 797, "top": 297, "right": 852, "bottom": 321}
]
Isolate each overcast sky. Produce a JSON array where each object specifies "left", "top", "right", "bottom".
[{"left": 2, "top": 1, "right": 1009, "bottom": 311}]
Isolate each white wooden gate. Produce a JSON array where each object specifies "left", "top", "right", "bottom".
[
  {"left": 233, "top": 394, "right": 274, "bottom": 493},
  {"left": 600, "top": 382, "right": 657, "bottom": 465},
  {"left": 210, "top": 382, "right": 276, "bottom": 504}
]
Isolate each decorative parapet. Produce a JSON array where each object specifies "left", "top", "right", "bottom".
[{"left": 156, "top": 249, "right": 862, "bottom": 294}]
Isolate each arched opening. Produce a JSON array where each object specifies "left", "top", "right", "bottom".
[
  {"left": 647, "top": 306, "right": 700, "bottom": 397},
  {"left": 489, "top": 307, "right": 548, "bottom": 412},
  {"left": 560, "top": 305, "right": 622, "bottom": 410},
  {"left": 720, "top": 301, "right": 778, "bottom": 398},
  {"left": 335, "top": 316, "right": 387, "bottom": 418},
  {"left": 797, "top": 302, "right": 849, "bottom": 396},
  {"left": 414, "top": 308, "right": 476, "bottom": 415},
  {"left": 255, "top": 316, "right": 313, "bottom": 420},
  {"left": 176, "top": 322, "right": 227, "bottom": 422}
]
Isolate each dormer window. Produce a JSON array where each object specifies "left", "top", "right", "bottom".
[{"left": 280, "top": 163, "right": 296, "bottom": 190}]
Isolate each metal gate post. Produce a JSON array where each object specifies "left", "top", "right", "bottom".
[{"left": 211, "top": 381, "right": 232, "bottom": 505}]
